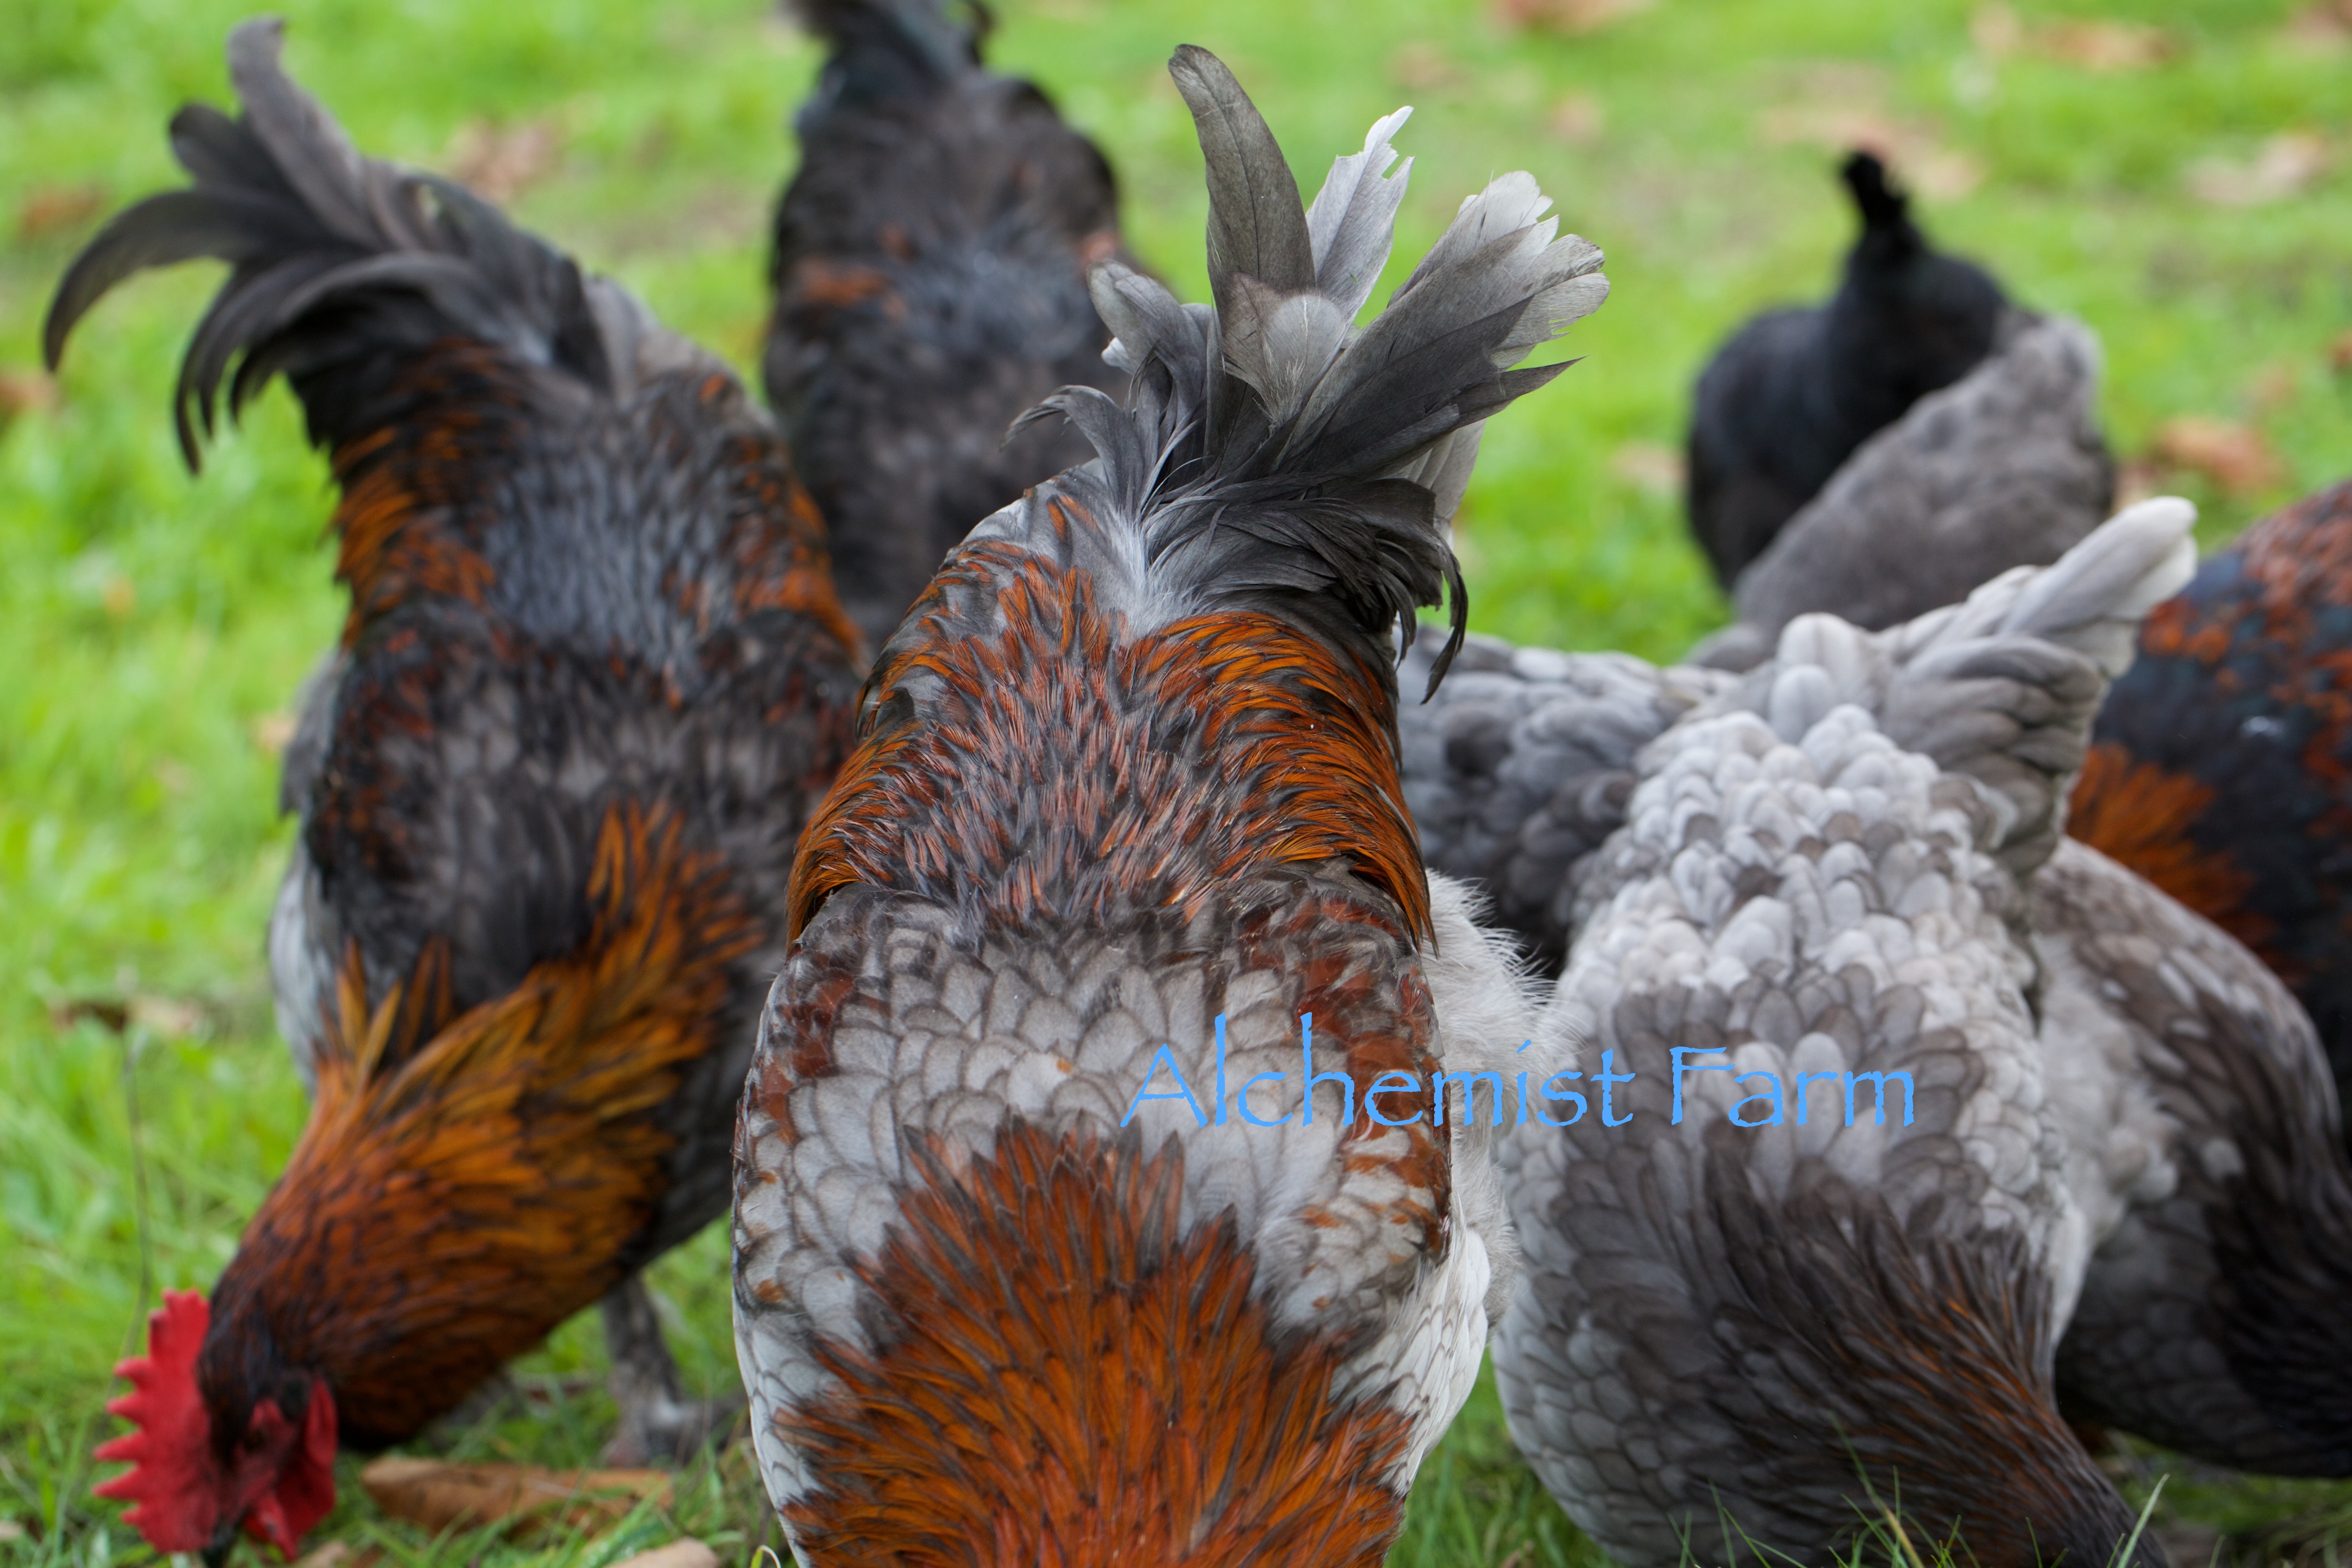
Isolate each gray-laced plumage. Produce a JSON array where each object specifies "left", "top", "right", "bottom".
[
  {"left": 765, "top": 0, "right": 1132, "bottom": 648},
  {"left": 2040, "top": 838, "right": 2352, "bottom": 1476},
  {"left": 1690, "top": 311, "right": 2117, "bottom": 671},
  {"left": 733, "top": 48, "right": 1600, "bottom": 1563},
  {"left": 1493, "top": 501, "right": 2194, "bottom": 1567}
]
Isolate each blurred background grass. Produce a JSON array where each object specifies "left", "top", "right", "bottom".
[{"left": 6, "top": 0, "right": 2352, "bottom": 1564}]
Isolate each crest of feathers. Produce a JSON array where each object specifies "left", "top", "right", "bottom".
[{"left": 1010, "top": 46, "right": 1607, "bottom": 697}]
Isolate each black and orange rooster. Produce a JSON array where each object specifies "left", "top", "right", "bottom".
[
  {"left": 48, "top": 20, "right": 862, "bottom": 1561},
  {"left": 732, "top": 46, "right": 1606, "bottom": 1562},
  {"left": 764, "top": 0, "right": 1129, "bottom": 648},
  {"left": 2070, "top": 479, "right": 2352, "bottom": 1110}
]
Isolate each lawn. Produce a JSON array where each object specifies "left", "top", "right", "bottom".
[{"left": 4, "top": 0, "right": 2352, "bottom": 1564}]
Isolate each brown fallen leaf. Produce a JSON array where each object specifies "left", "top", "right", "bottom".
[
  {"left": 1754, "top": 103, "right": 1983, "bottom": 202},
  {"left": 17, "top": 183, "right": 108, "bottom": 240},
  {"left": 441, "top": 117, "right": 564, "bottom": 205},
  {"left": 0, "top": 1519, "right": 27, "bottom": 1543},
  {"left": 2148, "top": 416, "right": 2284, "bottom": 497},
  {"left": 1610, "top": 441, "right": 1685, "bottom": 497},
  {"left": 2185, "top": 131, "right": 2330, "bottom": 207},
  {"left": 0, "top": 370, "right": 58, "bottom": 423},
  {"left": 2328, "top": 328, "right": 2352, "bottom": 374},
  {"left": 251, "top": 711, "right": 299, "bottom": 756},
  {"left": 2284, "top": 0, "right": 2352, "bottom": 47},
  {"left": 1548, "top": 93, "right": 1606, "bottom": 145},
  {"left": 1971, "top": 5, "right": 2177, "bottom": 70},
  {"left": 1492, "top": 0, "right": 1656, "bottom": 33},
  {"left": 293, "top": 1541, "right": 385, "bottom": 1568},
  {"left": 1388, "top": 42, "right": 1468, "bottom": 93},
  {"left": 609, "top": 1541, "right": 720, "bottom": 1568},
  {"left": 360, "top": 1458, "right": 668, "bottom": 1541}
]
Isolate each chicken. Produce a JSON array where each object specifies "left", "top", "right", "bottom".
[
  {"left": 1492, "top": 502, "right": 2195, "bottom": 1566},
  {"left": 2070, "top": 479, "right": 2352, "bottom": 1111},
  {"left": 1687, "top": 150, "right": 2010, "bottom": 589},
  {"left": 2038, "top": 838, "right": 2352, "bottom": 1476},
  {"left": 49, "top": 20, "right": 862, "bottom": 1559},
  {"left": 764, "top": 0, "right": 1129, "bottom": 649},
  {"left": 730, "top": 47, "right": 1604, "bottom": 1562},
  {"left": 1688, "top": 311, "right": 2115, "bottom": 671}
]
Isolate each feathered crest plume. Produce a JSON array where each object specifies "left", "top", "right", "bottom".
[
  {"left": 45, "top": 16, "right": 674, "bottom": 468},
  {"left": 1016, "top": 46, "right": 1607, "bottom": 694}
]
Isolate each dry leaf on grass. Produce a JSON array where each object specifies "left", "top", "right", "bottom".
[
  {"left": 16, "top": 184, "right": 108, "bottom": 240},
  {"left": 2283, "top": 0, "right": 2352, "bottom": 47},
  {"left": 2185, "top": 132, "right": 2330, "bottom": 207},
  {"left": 359, "top": 1458, "right": 668, "bottom": 1541},
  {"left": 1610, "top": 442, "right": 1685, "bottom": 497},
  {"left": 2147, "top": 416, "right": 2285, "bottom": 497},
  {"left": 1388, "top": 42, "right": 1468, "bottom": 92},
  {"left": 1754, "top": 103, "right": 1982, "bottom": 202},
  {"left": 441, "top": 117, "right": 565, "bottom": 204},
  {"left": 293, "top": 1542, "right": 385, "bottom": 1568},
  {"left": 251, "top": 711, "right": 299, "bottom": 756},
  {"left": 0, "top": 370, "right": 58, "bottom": 424},
  {"left": 0, "top": 1521, "right": 25, "bottom": 1544},
  {"left": 610, "top": 1541, "right": 720, "bottom": 1568},
  {"left": 1548, "top": 93, "right": 1606, "bottom": 144},
  {"left": 1972, "top": 5, "right": 2177, "bottom": 70},
  {"left": 2328, "top": 328, "right": 2352, "bottom": 373},
  {"left": 1492, "top": 0, "right": 1656, "bottom": 33}
]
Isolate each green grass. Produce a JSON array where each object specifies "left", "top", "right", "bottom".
[{"left": 5, "top": 0, "right": 2352, "bottom": 1564}]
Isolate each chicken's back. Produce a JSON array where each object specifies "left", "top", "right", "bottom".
[{"left": 2073, "top": 479, "right": 2352, "bottom": 1102}]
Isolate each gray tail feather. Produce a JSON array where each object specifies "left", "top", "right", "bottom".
[
  {"left": 1014, "top": 45, "right": 1606, "bottom": 698},
  {"left": 44, "top": 16, "right": 650, "bottom": 468}
]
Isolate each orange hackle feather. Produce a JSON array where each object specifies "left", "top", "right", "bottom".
[
  {"left": 779, "top": 1123, "right": 1413, "bottom": 1567},
  {"left": 2069, "top": 742, "right": 2272, "bottom": 962},
  {"left": 789, "top": 527, "right": 1428, "bottom": 948},
  {"left": 224, "top": 800, "right": 757, "bottom": 1440}
]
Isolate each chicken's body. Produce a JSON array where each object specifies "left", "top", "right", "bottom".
[
  {"left": 2072, "top": 479, "right": 2352, "bottom": 1108},
  {"left": 732, "top": 49, "right": 1606, "bottom": 1562},
  {"left": 1686, "top": 151, "right": 2010, "bottom": 588},
  {"left": 2039, "top": 838, "right": 2352, "bottom": 1475},
  {"left": 1495, "top": 505, "right": 2195, "bottom": 1566},
  {"left": 54, "top": 22, "right": 861, "bottom": 1558},
  {"left": 764, "top": 0, "right": 1128, "bottom": 648},
  {"left": 1690, "top": 311, "right": 2114, "bottom": 671}
]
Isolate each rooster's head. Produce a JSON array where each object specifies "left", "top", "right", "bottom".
[{"left": 93, "top": 1290, "right": 337, "bottom": 1565}]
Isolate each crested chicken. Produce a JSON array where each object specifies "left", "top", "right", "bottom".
[
  {"left": 2071, "top": 478, "right": 2352, "bottom": 1112},
  {"left": 1689, "top": 310, "right": 2115, "bottom": 671},
  {"left": 1687, "top": 149, "right": 2012, "bottom": 588},
  {"left": 764, "top": 0, "right": 1130, "bottom": 648},
  {"left": 1494, "top": 502, "right": 2195, "bottom": 1566},
  {"left": 51, "top": 20, "right": 862, "bottom": 1560},
  {"left": 730, "top": 46, "right": 1604, "bottom": 1563}
]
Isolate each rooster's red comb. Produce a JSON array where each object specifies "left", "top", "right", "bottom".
[{"left": 92, "top": 1289, "right": 218, "bottom": 1552}]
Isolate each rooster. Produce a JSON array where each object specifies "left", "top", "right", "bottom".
[
  {"left": 730, "top": 46, "right": 1605, "bottom": 1562},
  {"left": 49, "top": 20, "right": 862, "bottom": 1561},
  {"left": 764, "top": 0, "right": 1129, "bottom": 649},
  {"left": 1495, "top": 503, "right": 2195, "bottom": 1566},
  {"left": 2070, "top": 479, "right": 2352, "bottom": 1113},
  {"left": 1687, "top": 150, "right": 2011, "bottom": 589}
]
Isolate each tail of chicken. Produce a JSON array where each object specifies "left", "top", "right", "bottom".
[
  {"left": 784, "top": 0, "right": 982, "bottom": 110},
  {"left": 1733, "top": 495, "right": 2197, "bottom": 877},
  {"left": 1020, "top": 47, "right": 1606, "bottom": 688},
  {"left": 44, "top": 16, "right": 694, "bottom": 468}
]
